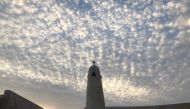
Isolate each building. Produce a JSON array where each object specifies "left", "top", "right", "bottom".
[
  {"left": 86, "top": 61, "right": 190, "bottom": 109},
  {"left": 0, "top": 90, "right": 43, "bottom": 109}
]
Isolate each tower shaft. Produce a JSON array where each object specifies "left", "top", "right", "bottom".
[{"left": 86, "top": 64, "right": 105, "bottom": 109}]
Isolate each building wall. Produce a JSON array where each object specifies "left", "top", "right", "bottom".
[
  {"left": 106, "top": 103, "right": 190, "bottom": 109},
  {"left": 1, "top": 90, "right": 43, "bottom": 109},
  {"left": 0, "top": 95, "right": 3, "bottom": 108}
]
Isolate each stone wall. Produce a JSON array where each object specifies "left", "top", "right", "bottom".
[
  {"left": 1, "top": 90, "right": 43, "bottom": 109},
  {"left": 106, "top": 103, "right": 190, "bottom": 109}
]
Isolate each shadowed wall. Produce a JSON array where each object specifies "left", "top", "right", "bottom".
[{"left": 0, "top": 90, "right": 43, "bottom": 109}]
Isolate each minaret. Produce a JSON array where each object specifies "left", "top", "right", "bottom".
[{"left": 86, "top": 61, "right": 105, "bottom": 109}]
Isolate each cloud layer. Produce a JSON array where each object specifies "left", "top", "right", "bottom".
[{"left": 0, "top": 0, "right": 190, "bottom": 108}]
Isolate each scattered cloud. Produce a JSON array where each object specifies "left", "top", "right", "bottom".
[{"left": 0, "top": 0, "right": 190, "bottom": 109}]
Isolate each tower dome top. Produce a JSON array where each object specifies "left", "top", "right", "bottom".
[
  {"left": 92, "top": 61, "right": 96, "bottom": 65},
  {"left": 88, "top": 61, "right": 101, "bottom": 78},
  {"left": 89, "top": 62, "right": 99, "bottom": 70}
]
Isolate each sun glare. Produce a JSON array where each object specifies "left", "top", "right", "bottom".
[
  {"left": 188, "top": 18, "right": 190, "bottom": 26},
  {"left": 43, "top": 105, "right": 56, "bottom": 109}
]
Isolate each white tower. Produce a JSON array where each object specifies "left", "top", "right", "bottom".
[{"left": 86, "top": 61, "right": 105, "bottom": 109}]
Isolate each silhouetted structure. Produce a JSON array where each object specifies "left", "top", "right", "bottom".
[
  {"left": 86, "top": 61, "right": 105, "bottom": 109},
  {"left": 85, "top": 61, "right": 190, "bottom": 109},
  {"left": 0, "top": 90, "right": 43, "bottom": 109}
]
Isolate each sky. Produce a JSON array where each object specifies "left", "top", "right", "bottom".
[{"left": 0, "top": 0, "right": 190, "bottom": 109}]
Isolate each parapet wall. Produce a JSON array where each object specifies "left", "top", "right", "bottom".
[{"left": 106, "top": 103, "right": 190, "bottom": 109}]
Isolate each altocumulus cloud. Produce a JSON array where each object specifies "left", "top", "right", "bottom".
[{"left": 0, "top": 0, "right": 190, "bottom": 108}]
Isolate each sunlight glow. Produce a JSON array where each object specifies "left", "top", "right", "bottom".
[
  {"left": 43, "top": 105, "right": 56, "bottom": 109},
  {"left": 188, "top": 18, "right": 190, "bottom": 26}
]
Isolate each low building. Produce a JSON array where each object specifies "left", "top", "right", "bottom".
[{"left": 0, "top": 90, "right": 43, "bottom": 109}]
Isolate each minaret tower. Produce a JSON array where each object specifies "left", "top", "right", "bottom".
[{"left": 86, "top": 61, "right": 105, "bottom": 109}]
